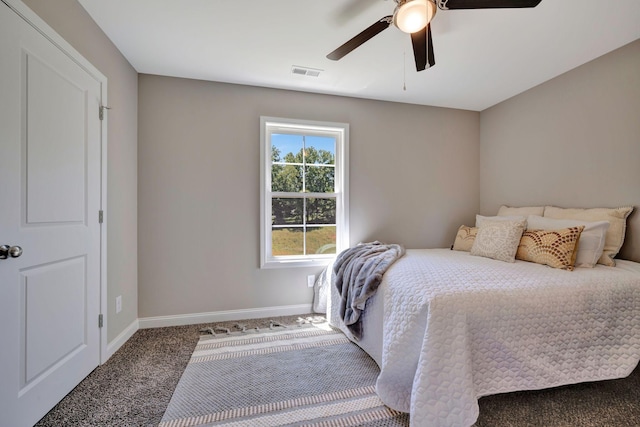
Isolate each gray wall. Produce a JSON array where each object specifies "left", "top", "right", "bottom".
[
  {"left": 23, "top": 0, "right": 139, "bottom": 341},
  {"left": 480, "top": 39, "right": 640, "bottom": 262},
  {"left": 138, "top": 75, "right": 480, "bottom": 317}
]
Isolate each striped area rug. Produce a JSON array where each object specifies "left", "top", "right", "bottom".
[{"left": 159, "top": 323, "right": 409, "bottom": 427}]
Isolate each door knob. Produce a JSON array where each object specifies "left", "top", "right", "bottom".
[
  {"left": 1, "top": 245, "right": 22, "bottom": 259},
  {"left": 9, "top": 246, "right": 22, "bottom": 258}
]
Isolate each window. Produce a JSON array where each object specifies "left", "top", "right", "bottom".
[{"left": 260, "top": 117, "right": 349, "bottom": 268}]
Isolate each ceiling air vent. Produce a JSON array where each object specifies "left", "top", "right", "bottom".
[{"left": 291, "top": 66, "right": 322, "bottom": 77}]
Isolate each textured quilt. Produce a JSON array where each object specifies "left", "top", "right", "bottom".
[{"left": 332, "top": 249, "right": 640, "bottom": 427}]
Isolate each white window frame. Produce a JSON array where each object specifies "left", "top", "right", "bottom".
[{"left": 260, "top": 116, "right": 349, "bottom": 269}]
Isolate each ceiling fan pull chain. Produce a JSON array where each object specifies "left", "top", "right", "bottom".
[{"left": 403, "top": 52, "right": 407, "bottom": 91}]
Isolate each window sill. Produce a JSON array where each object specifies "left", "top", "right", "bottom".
[{"left": 260, "top": 257, "right": 335, "bottom": 269}]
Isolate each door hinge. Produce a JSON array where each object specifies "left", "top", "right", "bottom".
[
  {"left": 99, "top": 210, "right": 104, "bottom": 224},
  {"left": 98, "top": 314, "right": 104, "bottom": 328},
  {"left": 99, "top": 105, "right": 111, "bottom": 121}
]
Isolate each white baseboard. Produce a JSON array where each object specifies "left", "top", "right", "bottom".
[
  {"left": 138, "top": 304, "right": 313, "bottom": 329},
  {"left": 138, "top": 304, "right": 314, "bottom": 329},
  {"left": 100, "top": 305, "right": 314, "bottom": 363},
  {"left": 103, "top": 318, "right": 139, "bottom": 363}
]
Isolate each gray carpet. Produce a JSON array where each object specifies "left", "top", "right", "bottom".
[
  {"left": 35, "top": 314, "right": 315, "bottom": 427},
  {"left": 35, "top": 313, "right": 640, "bottom": 426}
]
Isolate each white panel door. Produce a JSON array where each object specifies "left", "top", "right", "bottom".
[{"left": 0, "top": 3, "right": 102, "bottom": 426}]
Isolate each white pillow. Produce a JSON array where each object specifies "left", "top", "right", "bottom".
[
  {"left": 526, "top": 215, "right": 609, "bottom": 268},
  {"left": 476, "top": 214, "right": 527, "bottom": 228},
  {"left": 544, "top": 206, "right": 633, "bottom": 266},
  {"left": 471, "top": 219, "right": 526, "bottom": 263}
]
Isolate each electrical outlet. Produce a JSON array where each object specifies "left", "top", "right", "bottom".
[
  {"left": 116, "top": 295, "right": 122, "bottom": 314},
  {"left": 307, "top": 275, "right": 315, "bottom": 288}
]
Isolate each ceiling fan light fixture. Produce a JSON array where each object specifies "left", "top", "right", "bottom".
[{"left": 394, "top": 0, "right": 436, "bottom": 34}]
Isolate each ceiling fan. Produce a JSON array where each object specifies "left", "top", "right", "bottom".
[{"left": 327, "top": 0, "right": 542, "bottom": 72}]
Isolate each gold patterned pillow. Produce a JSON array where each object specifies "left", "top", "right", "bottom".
[
  {"left": 516, "top": 226, "right": 585, "bottom": 270},
  {"left": 452, "top": 225, "right": 478, "bottom": 252}
]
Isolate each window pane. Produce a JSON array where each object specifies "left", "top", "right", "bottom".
[
  {"left": 272, "top": 227, "right": 304, "bottom": 256},
  {"left": 272, "top": 198, "right": 303, "bottom": 225},
  {"left": 305, "top": 165, "right": 335, "bottom": 193},
  {"left": 306, "top": 198, "right": 336, "bottom": 224},
  {"left": 306, "top": 226, "right": 336, "bottom": 255},
  {"left": 305, "top": 136, "right": 335, "bottom": 165},
  {"left": 271, "top": 134, "right": 303, "bottom": 163},
  {"left": 271, "top": 164, "right": 303, "bottom": 192}
]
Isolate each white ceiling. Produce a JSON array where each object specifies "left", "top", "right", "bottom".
[{"left": 78, "top": 0, "right": 640, "bottom": 111}]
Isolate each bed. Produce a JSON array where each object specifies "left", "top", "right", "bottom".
[{"left": 326, "top": 226, "right": 640, "bottom": 426}]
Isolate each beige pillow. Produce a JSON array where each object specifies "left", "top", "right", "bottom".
[
  {"left": 544, "top": 206, "right": 633, "bottom": 266},
  {"left": 452, "top": 225, "right": 477, "bottom": 252},
  {"left": 526, "top": 215, "right": 609, "bottom": 268},
  {"left": 516, "top": 226, "right": 584, "bottom": 271},
  {"left": 476, "top": 214, "right": 527, "bottom": 228},
  {"left": 498, "top": 205, "right": 545, "bottom": 217},
  {"left": 471, "top": 220, "right": 526, "bottom": 263}
]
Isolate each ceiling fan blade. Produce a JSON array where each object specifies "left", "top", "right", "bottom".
[
  {"left": 437, "top": 0, "right": 541, "bottom": 9},
  {"left": 410, "top": 23, "right": 435, "bottom": 72},
  {"left": 327, "top": 16, "right": 392, "bottom": 61}
]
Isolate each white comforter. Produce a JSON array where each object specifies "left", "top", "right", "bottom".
[{"left": 328, "top": 249, "right": 640, "bottom": 427}]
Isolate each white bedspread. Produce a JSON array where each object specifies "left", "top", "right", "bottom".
[{"left": 329, "top": 249, "right": 640, "bottom": 427}]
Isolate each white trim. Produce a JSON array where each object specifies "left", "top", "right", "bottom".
[
  {"left": 104, "top": 319, "right": 139, "bottom": 362},
  {"left": 98, "top": 82, "right": 109, "bottom": 365},
  {"left": 138, "top": 304, "right": 314, "bottom": 329},
  {"left": 4, "top": 0, "right": 110, "bottom": 366},
  {"left": 2, "top": 0, "right": 107, "bottom": 82},
  {"left": 260, "top": 116, "right": 350, "bottom": 269}
]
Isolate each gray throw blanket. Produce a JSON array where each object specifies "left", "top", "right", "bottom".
[{"left": 333, "top": 241, "right": 405, "bottom": 340}]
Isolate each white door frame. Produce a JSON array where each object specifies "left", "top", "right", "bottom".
[{"left": 3, "top": 0, "right": 109, "bottom": 364}]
